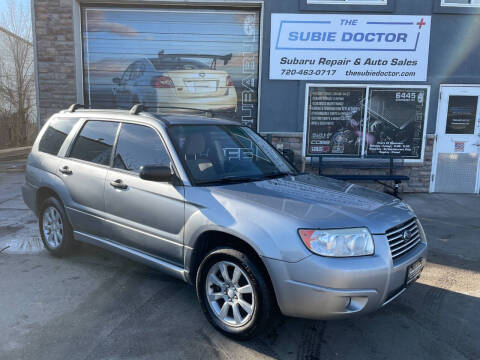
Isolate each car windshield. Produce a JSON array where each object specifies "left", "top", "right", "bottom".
[{"left": 168, "top": 125, "right": 296, "bottom": 185}]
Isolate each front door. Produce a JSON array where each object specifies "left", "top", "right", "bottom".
[
  {"left": 103, "top": 123, "right": 185, "bottom": 266},
  {"left": 431, "top": 86, "right": 480, "bottom": 193}
]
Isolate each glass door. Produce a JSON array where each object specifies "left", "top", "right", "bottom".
[{"left": 431, "top": 86, "right": 480, "bottom": 193}]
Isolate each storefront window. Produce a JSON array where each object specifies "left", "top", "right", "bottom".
[
  {"left": 304, "top": 85, "right": 429, "bottom": 160},
  {"left": 307, "top": 0, "right": 387, "bottom": 4},
  {"left": 305, "top": 87, "right": 365, "bottom": 157},
  {"left": 442, "top": 0, "right": 480, "bottom": 7}
]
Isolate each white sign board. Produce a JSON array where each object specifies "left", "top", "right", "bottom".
[{"left": 270, "top": 14, "right": 431, "bottom": 82}]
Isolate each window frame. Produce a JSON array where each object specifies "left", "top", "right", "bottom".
[
  {"left": 307, "top": 0, "right": 387, "bottom": 5},
  {"left": 65, "top": 119, "right": 183, "bottom": 182},
  {"left": 303, "top": 83, "right": 431, "bottom": 163},
  {"left": 78, "top": 5, "right": 263, "bottom": 131},
  {"left": 441, "top": 0, "right": 480, "bottom": 7},
  {"left": 110, "top": 122, "right": 174, "bottom": 176},
  {"left": 67, "top": 119, "right": 120, "bottom": 167},
  {"left": 37, "top": 117, "right": 81, "bottom": 157}
]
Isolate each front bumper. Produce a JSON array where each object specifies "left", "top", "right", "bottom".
[{"left": 263, "top": 234, "right": 427, "bottom": 320}]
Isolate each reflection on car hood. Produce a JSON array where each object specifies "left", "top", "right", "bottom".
[{"left": 208, "top": 174, "right": 415, "bottom": 234}]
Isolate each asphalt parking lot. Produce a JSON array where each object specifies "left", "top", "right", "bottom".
[{"left": 0, "top": 168, "right": 479, "bottom": 360}]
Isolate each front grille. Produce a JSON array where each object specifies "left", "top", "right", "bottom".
[{"left": 386, "top": 218, "right": 422, "bottom": 260}]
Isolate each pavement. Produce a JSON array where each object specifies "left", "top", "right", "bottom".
[{"left": 0, "top": 164, "right": 479, "bottom": 360}]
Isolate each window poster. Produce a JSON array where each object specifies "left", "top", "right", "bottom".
[
  {"left": 303, "top": 85, "right": 429, "bottom": 159},
  {"left": 365, "top": 88, "right": 427, "bottom": 159},
  {"left": 446, "top": 96, "right": 478, "bottom": 135},
  {"left": 305, "top": 87, "right": 365, "bottom": 157},
  {"left": 82, "top": 7, "right": 260, "bottom": 128}
]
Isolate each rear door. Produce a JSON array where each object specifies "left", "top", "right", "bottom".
[
  {"left": 60, "top": 120, "right": 119, "bottom": 237},
  {"left": 103, "top": 123, "right": 185, "bottom": 266}
]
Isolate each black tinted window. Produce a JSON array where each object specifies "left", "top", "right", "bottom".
[
  {"left": 113, "top": 124, "right": 170, "bottom": 173},
  {"left": 38, "top": 118, "right": 79, "bottom": 155},
  {"left": 69, "top": 121, "right": 119, "bottom": 165}
]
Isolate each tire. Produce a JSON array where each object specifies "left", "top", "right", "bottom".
[
  {"left": 39, "top": 196, "right": 75, "bottom": 257},
  {"left": 196, "top": 247, "right": 276, "bottom": 340}
]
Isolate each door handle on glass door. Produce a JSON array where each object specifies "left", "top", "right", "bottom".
[{"left": 110, "top": 179, "right": 128, "bottom": 190}]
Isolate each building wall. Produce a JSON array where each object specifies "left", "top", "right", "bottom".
[
  {"left": 33, "top": 0, "right": 76, "bottom": 123},
  {"left": 32, "top": 0, "right": 480, "bottom": 192}
]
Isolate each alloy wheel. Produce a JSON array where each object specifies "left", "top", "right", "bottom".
[
  {"left": 205, "top": 261, "right": 255, "bottom": 327},
  {"left": 42, "top": 206, "right": 64, "bottom": 248}
]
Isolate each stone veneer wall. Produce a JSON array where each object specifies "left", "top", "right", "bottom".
[
  {"left": 270, "top": 135, "right": 434, "bottom": 193},
  {"left": 34, "top": 0, "right": 77, "bottom": 124}
]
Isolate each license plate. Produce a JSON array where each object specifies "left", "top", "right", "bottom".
[
  {"left": 186, "top": 81, "right": 217, "bottom": 94},
  {"left": 406, "top": 258, "right": 425, "bottom": 285}
]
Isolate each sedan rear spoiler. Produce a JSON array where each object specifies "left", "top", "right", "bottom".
[{"left": 157, "top": 51, "right": 233, "bottom": 69}]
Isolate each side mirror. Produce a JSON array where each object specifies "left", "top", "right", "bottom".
[
  {"left": 112, "top": 77, "right": 121, "bottom": 85},
  {"left": 139, "top": 165, "right": 173, "bottom": 182}
]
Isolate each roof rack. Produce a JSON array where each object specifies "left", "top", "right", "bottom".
[
  {"left": 130, "top": 104, "right": 144, "bottom": 115},
  {"left": 68, "top": 104, "right": 84, "bottom": 113}
]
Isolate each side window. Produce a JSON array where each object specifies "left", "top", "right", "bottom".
[
  {"left": 38, "top": 117, "right": 79, "bottom": 156},
  {"left": 69, "top": 121, "right": 119, "bottom": 166},
  {"left": 113, "top": 124, "right": 171, "bottom": 173}
]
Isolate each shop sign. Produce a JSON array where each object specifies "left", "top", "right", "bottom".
[{"left": 270, "top": 14, "right": 431, "bottom": 82}]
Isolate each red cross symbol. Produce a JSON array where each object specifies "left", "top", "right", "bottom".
[{"left": 417, "top": 18, "right": 427, "bottom": 29}]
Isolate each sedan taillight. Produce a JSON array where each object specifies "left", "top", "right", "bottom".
[
  {"left": 226, "top": 75, "right": 233, "bottom": 87},
  {"left": 151, "top": 76, "right": 174, "bottom": 88}
]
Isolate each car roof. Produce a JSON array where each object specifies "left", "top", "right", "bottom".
[{"left": 56, "top": 108, "right": 239, "bottom": 127}]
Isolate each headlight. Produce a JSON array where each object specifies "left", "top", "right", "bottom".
[
  {"left": 416, "top": 220, "right": 427, "bottom": 244},
  {"left": 298, "top": 228, "right": 374, "bottom": 257}
]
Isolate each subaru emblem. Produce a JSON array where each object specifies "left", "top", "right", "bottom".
[{"left": 403, "top": 230, "right": 412, "bottom": 241}]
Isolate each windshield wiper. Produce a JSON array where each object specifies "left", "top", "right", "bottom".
[
  {"left": 196, "top": 173, "right": 291, "bottom": 186},
  {"left": 262, "top": 172, "right": 291, "bottom": 180},
  {"left": 196, "top": 176, "right": 260, "bottom": 186},
  {"left": 217, "top": 175, "right": 265, "bottom": 184}
]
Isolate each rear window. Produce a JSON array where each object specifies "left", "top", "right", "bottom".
[
  {"left": 69, "top": 121, "right": 119, "bottom": 166},
  {"left": 38, "top": 117, "right": 79, "bottom": 156}
]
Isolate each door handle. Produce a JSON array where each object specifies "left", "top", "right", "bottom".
[
  {"left": 59, "top": 166, "right": 72, "bottom": 175},
  {"left": 110, "top": 179, "right": 128, "bottom": 190}
]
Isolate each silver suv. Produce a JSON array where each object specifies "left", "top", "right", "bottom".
[{"left": 22, "top": 105, "right": 427, "bottom": 339}]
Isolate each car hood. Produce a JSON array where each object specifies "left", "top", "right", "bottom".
[{"left": 205, "top": 174, "right": 415, "bottom": 234}]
